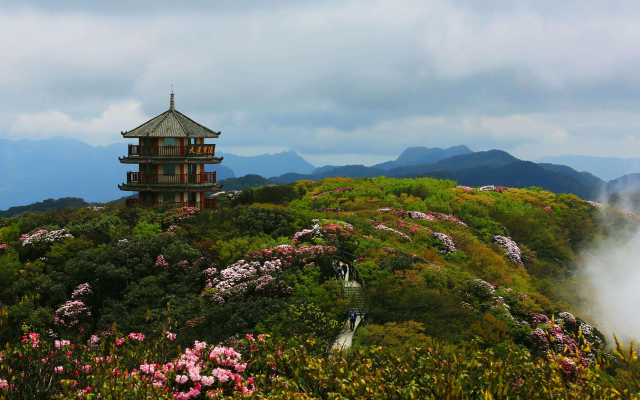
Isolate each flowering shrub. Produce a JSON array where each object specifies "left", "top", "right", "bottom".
[
  {"left": 0, "top": 332, "right": 255, "bottom": 398},
  {"left": 19, "top": 229, "right": 73, "bottom": 246},
  {"left": 54, "top": 283, "right": 94, "bottom": 327},
  {"left": 584, "top": 200, "right": 604, "bottom": 209},
  {"left": 155, "top": 254, "right": 170, "bottom": 268},
  {"left": 433, "top": 232, "right": 456, "bottom": 254},
  {"left": 0, "top": 244, "right": 6, "bottom": 250},
  {"left": 478, "top": 185, "right": 509, "bottom": 193},
  {"left": 455, "top": 185, "right": 473, "bottom": 191},
  {"left": 377, "top": 207, "right": 467, "bottom": 226},
  {"left": 493, "top": 235, "right": 524, "bottom": 266},
  {"left": 312, "top": 186, "right": 353, "bottom": 200},
  {"left": 201, "top": 244, "right": 337, "bottom": 305},
  {"left": 372, "top": 223, "right": 412, "bottom": 242}
]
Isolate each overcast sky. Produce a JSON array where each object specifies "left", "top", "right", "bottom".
[{"left": 2, "top": 0, "right": 640, "bottom": 166}]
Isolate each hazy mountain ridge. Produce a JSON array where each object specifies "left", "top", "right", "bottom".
[
  {"left": 217, "top": 151, "right": 315, "bottom": 178},
  {"left": 535, "top": 154, "right": 640, "bottom": 181},
  {"left": 373, "top": 145, "right": 473, "bottom": 170}
]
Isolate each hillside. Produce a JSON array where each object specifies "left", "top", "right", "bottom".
[
  {"left": 218, "top": 174, "right": 279, "bottom": 190},
  {"left": 0, "top": 176, "right": 638, "bottom": 397},
  {"left": 271, "top": 150, "right": 602, "bottom": 199},
  {"left": 0, "top": 197, "right": 90, "bottom": 218}
]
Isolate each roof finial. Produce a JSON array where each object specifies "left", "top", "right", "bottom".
[{"left": 170, "top": 84, "right": 175, "bottom": 110}]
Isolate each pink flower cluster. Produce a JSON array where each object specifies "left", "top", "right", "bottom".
[
  {"left": 71, "top": 283, "right": 92, "bottom": 299},
  {"left": 472, "top": 279, "right": 496, "bottom": 296},
  {"left": 155, "top": 255, "right": 169, "bottom": 269},
  {"left": 378, "top": 207, "right": 467, "bottom": 226},
  {"left": 3, "top": 333, "right": 256, "bottom": 398},
  {"left": 209, "top": 190, "right": 241, "bottom": 200},
  {"left": 372, "top": 223, "right": 412, "bottom": 242},
  {"left": 0, "top": 244, "right": 6, "bottom": 250},
  {"left": 204, "top": 259, "right": 292, "bottom": 304},
  {"left": 54, "top": 283, "right": 93, "bottom": 327},
  {"left": 128, "top": 333, "right": 145, "bottom": 341},
  {"left": 493, "top": 235, "right": 523, "bottom": 266},
  {"left": 585, "top": 200, "right": 604, "bottom": 209},
  {"left": 370, "top": 219, "right": 432, "bottom": 236},
  {"left": 312, "top": 186, "right": 353, "bottom": 200},
  {"left": 19, "top": 229, "right": 73, "bottom": 246},
  {"left": 455, "top": 185, "right": 473, "bottom": 191},
  {"left": 433, "top": 232, "right": 456, "bottom": 254},
  {"left": 478, "top": 185, "right": 509, "bottom": 193}
]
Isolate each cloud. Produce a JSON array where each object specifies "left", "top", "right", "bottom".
[
  {"left": 2, "top": 1, "right": 640, "bottom": 159},
  {"left": 9, "top": 101, "right": 148, "bottom": 146}
]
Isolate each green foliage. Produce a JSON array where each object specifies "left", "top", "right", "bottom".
[
  {"left": 132, "top": 220, "right": 162, "bottom": 238},
  {"left": 0, "top": 176, "right": 638, "bottom": 397},
  {"left": 233, "top": 205, "right": 294, "bottom": 238}
]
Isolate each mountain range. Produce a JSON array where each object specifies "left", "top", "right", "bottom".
[
  {"left": 269, "top": 149, "right": 612, "bottom": 199},
  {"left": 534, "top": 155, "right": 640, "bottom": 181},
  {"left": 0, "top": 138, "right": 316, "bottom": 210},
  {"left": 5, "top": 137, "right": 640, "bottom": 210}
]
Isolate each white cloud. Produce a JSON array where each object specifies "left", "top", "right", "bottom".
[{"left": 9, "top": 101, "right": 148, "bottom": 146}]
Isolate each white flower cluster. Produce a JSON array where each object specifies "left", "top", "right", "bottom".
[
  {"left": 20, "top": 229, "right": 74, "bottom": 246},
  {"left": 492, "top": 235, "right": 523, "bottom": 266},
  {"left": 584, "top": 200, "right": 604, "bottom": 209},
  {"left": 209, "top": 190, "right": 242, "bottom": 200},
  {"left": 473, "top": 279, "right": 496, "bottom": 295},
  {"left": 433, "top": 232, "right": 455, "bottom": 253},
  {"left": 374, "top": 224, "right": 412, "bottom": 242},
  {"left": 71, "top": 283, "right": 92, "bottom": 299}
]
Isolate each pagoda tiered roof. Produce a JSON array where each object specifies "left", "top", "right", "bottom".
[{"left": 121, "top": 94, "right": 221, "bottom": 138}]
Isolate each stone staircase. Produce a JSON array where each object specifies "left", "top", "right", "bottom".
[{"left": 343, "top": 281, "right": 366, "bottom": 315}]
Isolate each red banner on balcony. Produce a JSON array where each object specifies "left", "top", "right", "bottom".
[{"left": 186, "top": 144, "right": 215, "bottom": 156}]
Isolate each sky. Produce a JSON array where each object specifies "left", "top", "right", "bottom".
[{"left": 2, "top": 0, "right": 640, "bottom": 166}]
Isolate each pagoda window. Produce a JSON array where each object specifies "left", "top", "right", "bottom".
[
  {"left": 188, "top": 192, "right": 196, "bottom": 202},
  {"left": 164, "top": 138, "right": 176, "bottom": 146},
  {"left": 142, "top": 138, "right": 155, "bottom": 146},
  {"left": 141, "top": 192, "right": 155, "bottom": 202},
  {"left": 163, "top": 165, "right": 176, "bottom": 175}
]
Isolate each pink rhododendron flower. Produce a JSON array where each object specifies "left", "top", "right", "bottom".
[
  {"left": 55, "top": 366, "right": 63, "bottom": 373},
  {"left": 115, "top": 338, "right": 125, "bottom": 345},
  {"left": 128, "top": 333, "right": 145, "bottom": 341},
  {"left": 166, "top": 331, "right": 177, "bottom": 341}
]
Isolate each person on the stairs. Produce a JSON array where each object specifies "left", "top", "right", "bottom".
[
  {"left": 349, "top": 309, "right": 357, "bottom": 331},
  {"left": 341, "top": 263, "right": 348, "bottom": 280}
]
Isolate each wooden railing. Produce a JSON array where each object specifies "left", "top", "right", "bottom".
[
  {"left": 127, "top": 144, "right": 215, "bottom": 157},
  {"left": 125, "top": 199, "right": 217, "bottom": 210},
  {"left": 126, "top": 172, "right": 216, "bottom": 184}
]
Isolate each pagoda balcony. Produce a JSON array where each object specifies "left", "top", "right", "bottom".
[
  {"left": 127, "top": 144, "right": 215, "bottom": 157},
  {"left": 126, "top": 171, "right": 216, "bottom": 185},
  {"left": 125, "top": 199, "right": 217, "bottom": 210}
]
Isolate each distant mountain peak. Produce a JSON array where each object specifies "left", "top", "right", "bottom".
[{"left": 374, "top": 145, "right": 473, "bottom": 170}]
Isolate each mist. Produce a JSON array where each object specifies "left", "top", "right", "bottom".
[{"left": 581, "top": 210, "right": 640, "bottom": 344}]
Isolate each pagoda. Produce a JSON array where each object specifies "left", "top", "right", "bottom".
[{"left": 118, "top": 92, "right": 223, "bottom": 210}]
